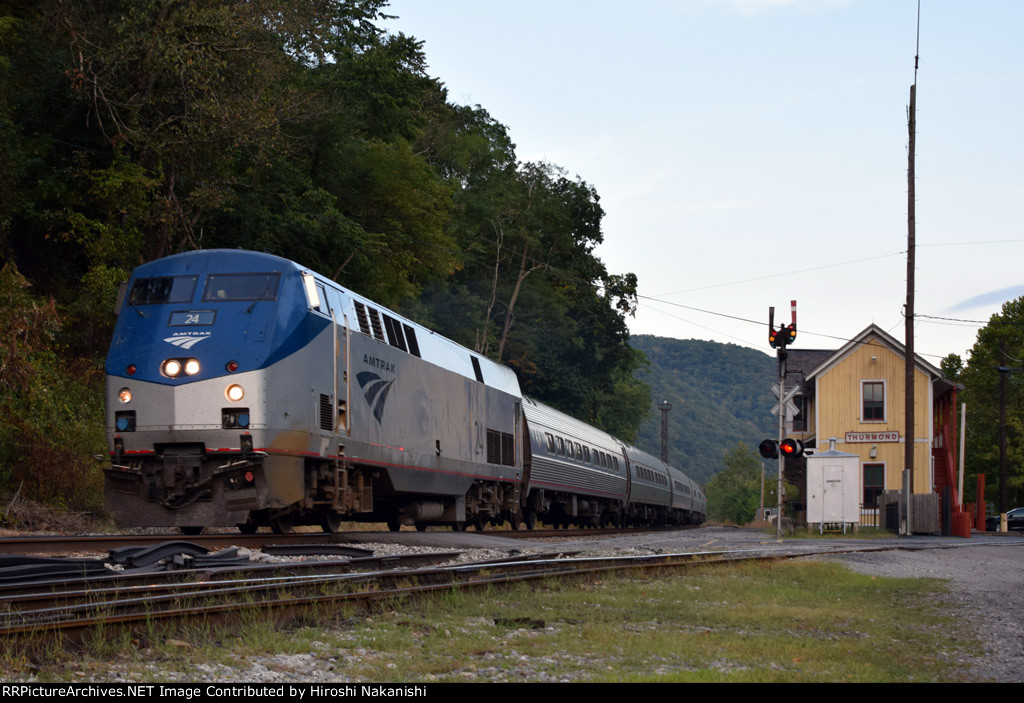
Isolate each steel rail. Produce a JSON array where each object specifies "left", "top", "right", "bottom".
[
  {"left": 0, "top": 542, "right": 925, "bottom": 638},
  {"left": 0, "top": 526, "right": 686, "bottom": 555}
]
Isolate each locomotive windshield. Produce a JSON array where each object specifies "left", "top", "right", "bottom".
[
  {"left": 128, "top": 276, "right": 198, "bottom": 306},
  {"left": 202, "top": 273, "right": 280, "bottom": 302}
]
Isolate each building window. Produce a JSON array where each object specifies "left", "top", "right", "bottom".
[
  {"left": 792, "top": 395, "right": 807, "bottom": 432},
  {"left": 863, "top": 463, "right": 885, "bottom": 508},
  {"left": 862, "top": 381, "right": 885, "bottom": 422}
]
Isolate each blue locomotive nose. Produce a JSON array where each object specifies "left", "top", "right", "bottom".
[{"left": 105, "top": 252, "right": 317, "bottom": 384}]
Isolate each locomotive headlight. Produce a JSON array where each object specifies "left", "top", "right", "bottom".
[
  {"left": 226, "top": 384, "right": 245, "bottom": 402},
  {"left": 163, "top": 359, "right": 182, "bottom": 377},
  {"left": 118, "top": 387, "right": 133, "bottom": 404},
  {"left": 184, "top": 359, "right": 200, "bottom": 376}
]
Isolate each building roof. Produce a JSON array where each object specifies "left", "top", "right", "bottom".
[
  {"left": 803, "top": 323, "right": 957, "bottom": 396},
  {"left": 783, "top": 348, "right": 835, "bottom": 393}
]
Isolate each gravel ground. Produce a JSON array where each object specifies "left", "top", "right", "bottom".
[{"left": 810, "top": 543, "right": 1024, "bottom": 682}]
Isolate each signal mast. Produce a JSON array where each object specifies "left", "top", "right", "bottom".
[{"left": 761, "top": 301, "right": 804, "bottom": 538}]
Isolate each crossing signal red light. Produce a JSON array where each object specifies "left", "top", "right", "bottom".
[
  {"left": 769, "top": 323, "right": 797, "bottom": 349},
  {"left": 779, "top": 438, "right": 805, "bottom": 458},
  {"left": 758, "top": 439, "right": 778, "bottom": 459}
]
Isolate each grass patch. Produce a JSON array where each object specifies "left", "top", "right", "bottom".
[{"left": 2, "top": 560, "right": 977, "bottom": 682}]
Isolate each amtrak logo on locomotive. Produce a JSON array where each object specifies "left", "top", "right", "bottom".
[
  {"left": 163, "top": 332, "right": 211, "bottom": 349},
  {"left": 356, "top": 371, "right": 395, "bottom": 423}
]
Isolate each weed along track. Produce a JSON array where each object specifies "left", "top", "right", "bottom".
[{"left": 0, "top": 540, "right": 936, "bottom": 643}]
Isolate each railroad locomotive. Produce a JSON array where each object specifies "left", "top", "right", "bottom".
[{"left": 104, "top": 250, "right": 706, "bottom": 533}]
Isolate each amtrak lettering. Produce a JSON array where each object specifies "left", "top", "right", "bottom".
[{"left": 362, "top": 354, "right": 395, "bottom": 374}]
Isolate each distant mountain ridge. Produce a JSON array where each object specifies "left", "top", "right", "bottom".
[{"left": 630, "top": 335, "right": 777, "bottom": 485}]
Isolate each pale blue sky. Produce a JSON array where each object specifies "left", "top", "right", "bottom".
[{"left": 383, "top": 0, "right": 1024, "bottom": 363}]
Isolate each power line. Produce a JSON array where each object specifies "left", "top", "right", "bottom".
[
  {"left": 915, "top": 313, "right": 1024, "bottom": 326},
  {"left": 652, "top": 251, "right": 906, "bottom": 297},
  {"left": 638, "top": 294, "right": 949, "bottom": 360}
]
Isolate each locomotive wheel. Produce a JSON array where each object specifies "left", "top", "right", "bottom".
[
  {"left": 415, "top": 522, "right": 428, "bottom": 532},
  {"left": 270, "top": 515, "right": 295, "bottom": 534},
  {"left": 387, "top": 518, "right": 401, "bottom": 532},
  {"left": 237, "top": 521, "right": 259, "bottom": 535},
  {"left": 472, "top": 519, "right": 486, "bottom": 532},
  {"left": 180, "top": 526, "right": 203, "bottom": 536},
  {"left": 451, "top": 521, "right": 467, "bottom": 531},
  {"left": 321, "top": 512, "right": 343, "bottom": 534}
]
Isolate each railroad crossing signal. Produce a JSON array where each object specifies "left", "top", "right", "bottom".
[
  {"left": 770, "top": 384, "right": 801, "bottom": 420},
  {"left": 759, "top": 437, "right": 805, "bottom": 460},
  {"left": 768, "top": 301, "right": 798, "bottom": 349},
  {"left": 779, "top": 438, "right": 805, "bottom": 458}
]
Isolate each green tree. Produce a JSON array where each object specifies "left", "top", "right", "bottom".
[
  {"left": 0, "top": 263, "right": 104, "bottom": 510},
  {"left": 704, "top": 442, "right": 771, "bottom": 525},
  {"left": 0, "top": 0, "right": 656, "bottom": 510},
  {"left": 958, "top": 297, "right": 1024, "bottom": 510}
]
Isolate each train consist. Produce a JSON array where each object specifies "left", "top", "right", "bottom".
[{"left": 104, "top": 250, "right": 706, "bottom": 533}]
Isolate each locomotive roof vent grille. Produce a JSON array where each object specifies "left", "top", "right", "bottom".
[
  {"left": 366, "top": 306, "right": 386, "bottom": 342},
  {"left": 382, "top": 314, "right": 408, "bottom": 353},
  {"left": 354, "top": 301, "right": 370, "bottom": 335},
  {"left": 403, "top": 324, "right": 421, "bottom": 358}
]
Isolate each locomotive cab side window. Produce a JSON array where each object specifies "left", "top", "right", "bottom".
[
  {"left": 129, "top": 276, "right": 198, "bottom": 306},
  {"left": 202, "top": 273, "right": 280, "bottom": 302}
]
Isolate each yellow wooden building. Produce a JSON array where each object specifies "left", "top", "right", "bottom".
[{"left": 781, "top": 324, "right": 960, "bottom": 518}]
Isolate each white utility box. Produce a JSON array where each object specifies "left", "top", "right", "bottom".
[{"left": 806, "top": 447, "right": 860, "bottom": 533}]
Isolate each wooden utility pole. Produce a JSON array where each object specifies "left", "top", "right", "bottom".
[
  {"left": 999, "top": 344, "right": 1008, "bottom": 516},
  {"left": 903, "top": 2, "right": 920, "bottom": 534},
  {"left": 659, "top": 400, "right": 672, "bottom": 464}
]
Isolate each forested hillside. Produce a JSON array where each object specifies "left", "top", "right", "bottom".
[
  {"left": 632, "top": 335, "right": 777, "bottom": 485},
  {"left": 0, "top": 1, "right": 647, "bottom": 512}
]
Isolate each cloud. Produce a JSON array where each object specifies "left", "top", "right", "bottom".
[{"left": 946, "top": 285, "right": 1024, "bottom": 313}]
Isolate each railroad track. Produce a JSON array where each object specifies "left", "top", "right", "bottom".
[
  {"left": 0, "top": 542, "right": 899, "bottom": 641},
  {"left": 0, "top": 525, "right": 684, "bottom": 555}
]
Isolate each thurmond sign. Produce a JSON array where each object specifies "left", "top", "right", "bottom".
[{"left": 845, "top": 431, "right": 900, "bottom": 443}]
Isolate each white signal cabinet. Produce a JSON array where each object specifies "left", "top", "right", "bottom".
[{"left": 806, "top": 448, "right": 861, "bottom": 533}]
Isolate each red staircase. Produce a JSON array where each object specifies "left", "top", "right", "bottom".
[{"left": 932, "top": 390, "right": 959, "bottom": 508}]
